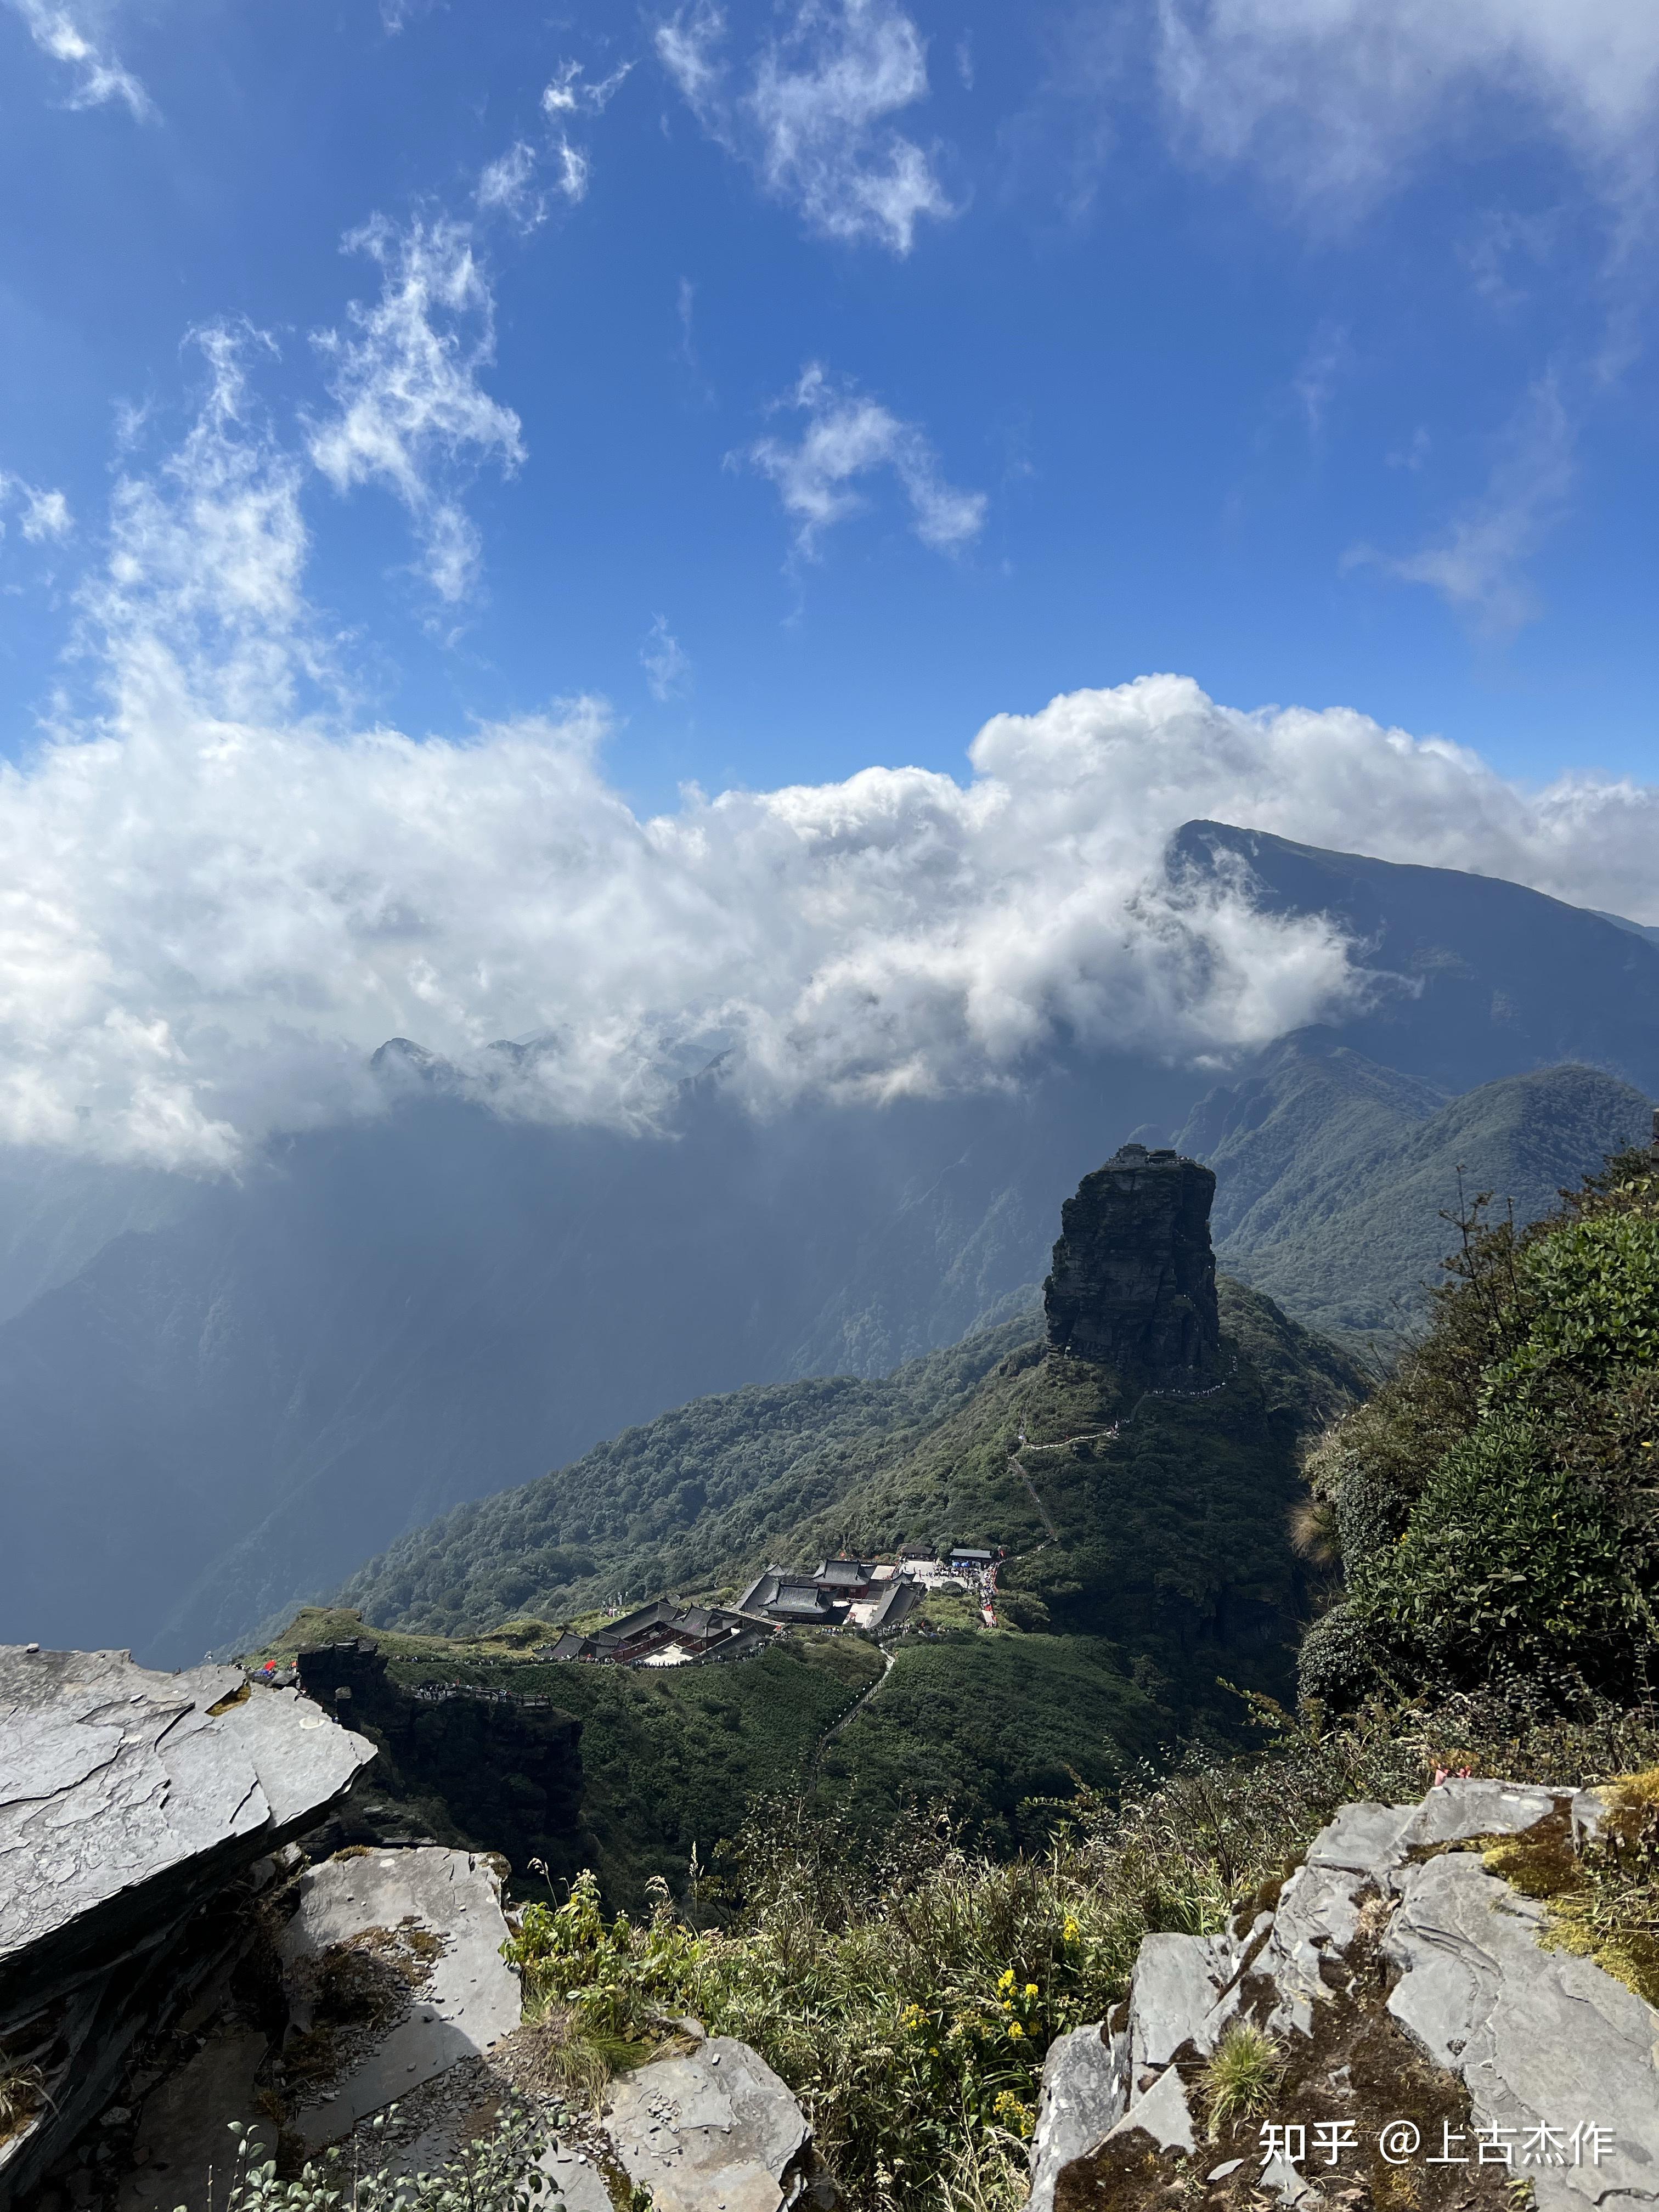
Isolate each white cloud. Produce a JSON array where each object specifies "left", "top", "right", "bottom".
[
  {"left": 1154, "top": 0, "right": 1659, "bottom": 218},
  {"left": 542, "top": 58, "right": 633, "bottom": 115},
  {"left": 307, "top": 217, "right": 524, "bottom": 605},
  {"left": 4, "top": 0, "right": 149, "bottom": 116},
  {"left": 4, "top": 330, "right": 1658, "bottom": 1175},
  {"left": 553, "top": 139, "right": 590, "bottom": 204},
  {"left": 657, "top": 0, "right": 954, "bottom": 253},
  {"left": 0, "top": 473, "right": 72, "bottom": 543},
  {"left": 641, "top": 614, "right": 692, "bottom": 702},
  {"left": 1291, "top": 321, "right": 1349, "bottom": 441},
  {"left": 1347, "top": 376, "right": 1575, "bottom": 631},
  {"left": 745, "top": 364, "right": 987, "bottom": 556},
  {"left": 477, "top": 142, "right": 546, "bottom": 232}
]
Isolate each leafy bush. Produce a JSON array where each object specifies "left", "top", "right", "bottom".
[
  {"left": 499, "top": 1694, "right": 1659, "bottom": 2212},
  {"left": 205, "top": 2106, "right": 554, "bottom": 2211},
  {"left": 1301, "top": 1148, "right": 1659, "bottom": 1707}
]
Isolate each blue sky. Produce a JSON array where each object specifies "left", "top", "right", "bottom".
[
  {"left": 4, "top": 0, "right": 1656, "bottom": 809},
  {"left": 1, "top": 0, "right": 1657, "bottom": 1170}
]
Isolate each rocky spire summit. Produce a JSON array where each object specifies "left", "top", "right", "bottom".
[{"left": 1043, "top": 1143, "right": 1220, "bottom": 1385}]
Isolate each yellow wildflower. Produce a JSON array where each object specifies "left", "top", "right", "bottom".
[
  {"left": 1025, "top": 1983, "right": 1039, "bottom": 1997},
  {"left": 1008, "top": 2022, "right": 1024, "bottom": 2039}
]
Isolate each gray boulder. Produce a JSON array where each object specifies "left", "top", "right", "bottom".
[
  {"left": 1029, "top": 1776, "right": 1659, "bottom": 2212},
  {"left": 0, "top": 1646, "right": 374, "bottom": 2206},
  {"left": 275, "top": 1847, "right": 523, "bottom": 2152},
  {"left": 602, "top": 2032, "right": 814, "bottom": 2212},
  {"left": 1386, "top": 1851, "right": 1658, "bottom": 2212},
  {"left": 1029, "top": 2024, "right": 1126, "bottom": 2212}
]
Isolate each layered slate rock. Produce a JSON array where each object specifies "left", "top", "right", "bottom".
[
  {"left": 0, "top": 1645, "right": 374, "bottom": 2204},
  {"left": 1029, "top": 1778, "right": 1659, "bottom": 2212},
  {"left": 1043, "top": 1145, "right": 1220, "bottom": 1385}
]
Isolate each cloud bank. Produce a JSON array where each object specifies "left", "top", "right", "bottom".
[{"left": 3, "top": 222, "right": 1657, "bottom": 1175}]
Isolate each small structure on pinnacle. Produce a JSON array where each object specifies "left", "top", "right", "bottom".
[{"left": 1043, "top": 1143, "right": 1221, "bottom": 1386}]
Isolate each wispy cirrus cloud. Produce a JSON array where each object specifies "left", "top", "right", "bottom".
[
  {"left": 307, "top": 217, "right": 525, "bottom": 606},
  {"left": 641, "top": 614, "right": 693, "bottom": 702},
  {"left": 4, "top": 0, "right": 149, "bottom": 115},
  {"left": 1346, "top": 376, "right": 1576, "bottom": 633},
  {"left": 475, "top": 57, "right": 632, "bottom": 227},
  {"left": 744, "top": 364, "right": 986, "bottom": 557},
  {"left": 1154, "top": 0, "right": 1659, "bottom": 222},
  {"left": 1, "top": 472, "right": 72, "bottom": 542},
  {"left": 476, "top": 142, "right": 548, "bottom": 231},
  {"left": 657, "top": 0, "right": 954, "bottom": 253}
]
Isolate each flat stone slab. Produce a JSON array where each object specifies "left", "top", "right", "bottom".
[
  {"left": 0, "top": 1647, "right": 374, "bottom": 1970},
  {"left": 603, "top": 2036, "right": 810, "bottom": 2212},
  {"left": 277, "top": 1848, "right": 521, "bottom": 2148},
  {"left": 538, "top": 2140, "right": 615, "bottom": 2212},
  {"left": 1385, "top": 1851, "right": 1659, "bottom": 2211},
  {"left": 1100, "top": 2063, "right": 1195, "bottom": 2156},
  {"left": 1402, "top": 1780, "right": 1562, "bottom": 1852},
  {"left": 1129, "top": 1932, "right": 1236, "bottom": 2073},
  {"left": 1305, "top": 1799, "right": 1419, "bottom": 1881}
]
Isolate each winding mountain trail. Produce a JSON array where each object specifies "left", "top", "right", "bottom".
[{"left": 810, "top": 1645, "right": 898, "bottom": 1776}]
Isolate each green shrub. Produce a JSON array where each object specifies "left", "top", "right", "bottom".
[
  {"left": 206, "top": 2104, "right": 553, "bottom": 2211},
  {"left": 1300, "top": 1151, "right": 1659, "bottom": 1710},
  {"left": 495, "top": 1693, "right": 1659, "bottom": 2212}
]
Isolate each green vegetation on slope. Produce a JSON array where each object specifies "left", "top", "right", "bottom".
[
  {"left": 258, "top": 1604, "right": 883, "bottom": 1906},
  {"left": 1177, "top": 1043, "right": 1651, "bottom": 1340},
  {"left": 819, "top": 1634, "right": 1160, "bottom": 1847},
  {"left": 504, "top": 1696, "right": 1659, "bottom": 2212},
  {"left": 339, "top": 1312, "right": 1041, "bottom": 1636},
  {"left": 394, "top": 1632, "right": 882, "bottom": 1904},
  {"left": 1300, "top": 1141, "right": 1659, "bottom": 1710},
  {"left": 773, "top": 1279, "right": 1365, "bottom": 1723}
]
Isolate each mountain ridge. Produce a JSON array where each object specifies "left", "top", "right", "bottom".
[{"left": 5, "top": 821, "right": 1657, "bottom": 1661}]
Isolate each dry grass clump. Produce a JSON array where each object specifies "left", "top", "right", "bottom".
[
  {"left": 510, "top": 2009, "right": 611, "bottom": 2115},
  {"left": 0, "top": 2062, "right": 50, "bottom": 2146}
]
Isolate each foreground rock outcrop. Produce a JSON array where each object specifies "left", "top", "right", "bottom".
[
  {"left": 2, "top": 1644, "right": 819, "bottom": 2212},
  {"left": 601, "top": 2027, "right": 821, "bottom": 2212},
  {"left": 0, "top": 1645, "right": 375, "bottom": 2206},
  {"left": 1030, "top": 1778, "right": 1658, "bottom": 2212},
  {"left": 1044, "top": 1145, "right": 1221, "bottom": 1385}
]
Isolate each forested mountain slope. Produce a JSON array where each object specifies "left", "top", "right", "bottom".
[
  {"left": 347, "top": 1276, "right": 1364, "bottom": 1729},
  {"left": 7, "top": 822, "right": 1656, "bottom": 1664},
  {"left": 341, "top": 1309, "right": 1043, "bottom": 1638},
  {"left": 1177, "top": 1046, "right": 1651, "bottom": 1339}
]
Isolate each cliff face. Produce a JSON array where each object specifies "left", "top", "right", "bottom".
[
  {"left": 295, "top": 1640, "right": 586, "bottom": 1875},
  {"left": 1043, "top": 1144, "right": 1220, "bottom": 1385}
]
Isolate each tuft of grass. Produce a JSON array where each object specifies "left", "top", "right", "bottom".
[
  {"left": 1201, "top": 2023, "right": 1285, "bottom": 2140},
  {"left": 515, "top": 2010, "right": 611, "bottom": 2115},
  {"left": 0, "top": 2062, "right": 49, "bottom": 2144}
]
